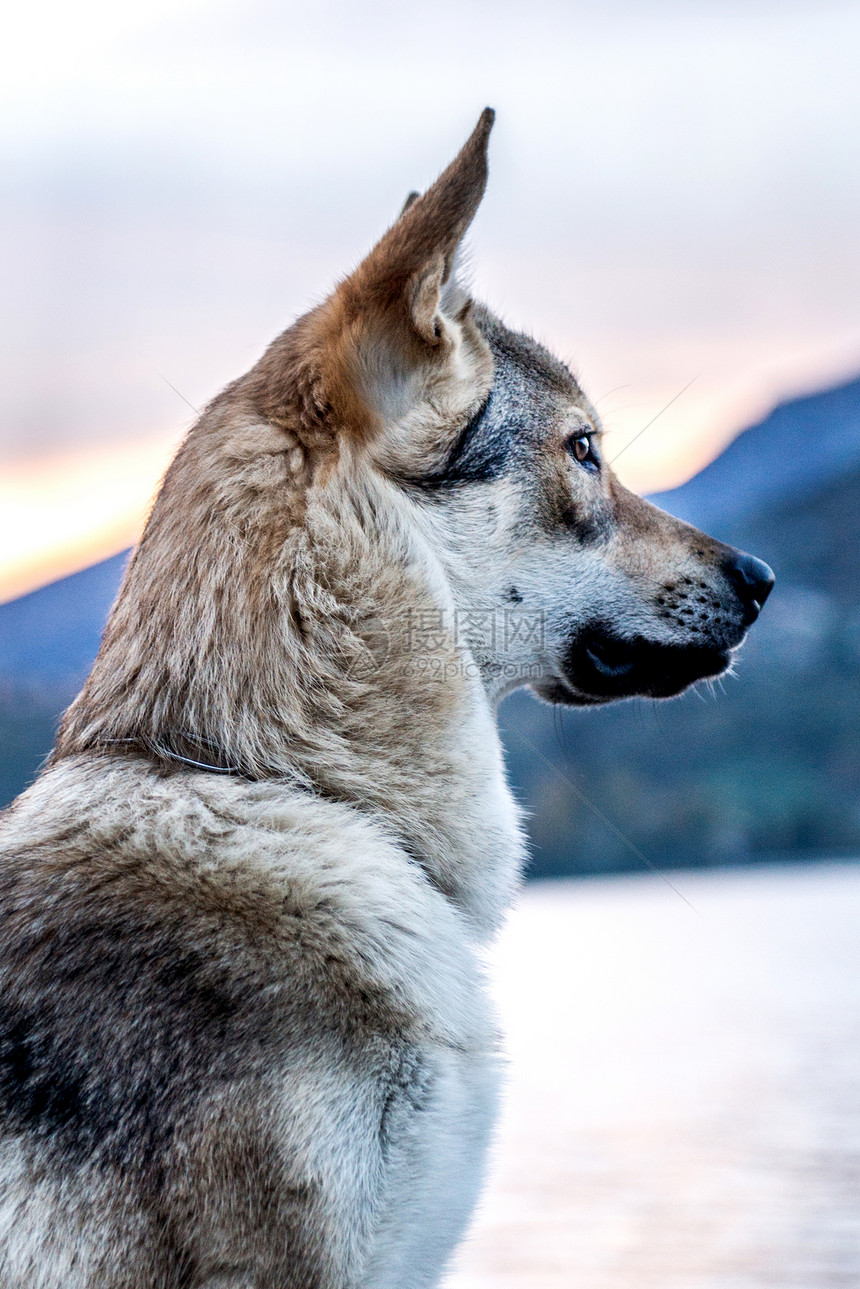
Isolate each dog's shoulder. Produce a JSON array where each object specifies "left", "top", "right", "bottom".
[
  {"left": 0, "top": 757, "right": 496, "bottom": 1278},
  {"left": 0, "top": 755, "right": 490, "bottom": 1060},
  {"left": 0, "top": 755, "right": 493, "bottom": 1199}
]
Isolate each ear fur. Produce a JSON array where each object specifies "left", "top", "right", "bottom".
[
  {"left": 347, "top": 107, "right": 493, "bottom": 322},
  {"left": 311, "top": 109, "right": 496, "bottom": 434},
  {"left": 399, "top": 191, "right": 421, "bottom": 218}
]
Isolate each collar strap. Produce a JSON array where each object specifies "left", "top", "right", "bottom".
[{"left": 100, "top": 733, "right": 244, "bottom": 777}]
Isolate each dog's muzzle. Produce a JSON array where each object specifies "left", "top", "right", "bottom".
[
  {"left": 542, "top": 546, "right": 775, "bottom": 706},
  {"left": 559, "top": 627, "right": 733, "bottom": 702}
]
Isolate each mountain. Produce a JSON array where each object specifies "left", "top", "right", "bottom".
[
  {"left": 0, "top": 551, "right": 128, "bottom": 806},
  {"left": 0, "top": 551, "right": 128, "bottom": 682},
  {"left": 2, "top": 372, "right": 860, "bottom": 873},
  {"left": 649, "top": 373, "right": 860, "bottom": 536}
]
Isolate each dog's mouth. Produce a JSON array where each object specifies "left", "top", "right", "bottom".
[{"left": 541, "top": 624, "right": 734, "bottom": 706}]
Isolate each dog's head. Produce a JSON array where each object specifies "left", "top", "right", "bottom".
[
  {"left": 285, "top": 109, "right": 773, "bottom": 706},
  {"left": 55, "top": 109, "right": 775, "bottom": 801}
]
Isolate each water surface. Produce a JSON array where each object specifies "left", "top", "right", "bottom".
[{"left": 447, "top": 863, "right": 860, "bottom": 1288}]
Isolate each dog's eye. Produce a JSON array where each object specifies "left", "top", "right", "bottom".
[{"left": 566, "top": 432, "right": 599, "bottom": 473}]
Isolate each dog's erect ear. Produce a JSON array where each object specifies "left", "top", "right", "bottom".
[
  {"left": 313, "top": 109, "right": 495, "bottom": 433},
  {"left": 344, "top": 107, "right": 493, "bottom": 343}
]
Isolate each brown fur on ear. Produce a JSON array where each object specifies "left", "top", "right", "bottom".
[
  {"left": 399, "top": 191, "right": 421, "bottom": 217},
  {"left": 223, "top": 111, "right": 495, "bottom": 452},
  {"left": 303, "top": 108, "right": 495, "bottom": 435},
  {"left": 343, "top": 107, "right": 494, "bottom": 324}
]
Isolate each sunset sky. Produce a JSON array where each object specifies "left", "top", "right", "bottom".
[{"left": 2, "top": 0, "right": 860, "bottom": 601}]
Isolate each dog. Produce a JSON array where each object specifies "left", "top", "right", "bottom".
[{"left": 0, "top": 109, "right": 773, "bottom": 1287}]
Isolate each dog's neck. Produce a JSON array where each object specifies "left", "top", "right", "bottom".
[{"left": 55, "top": 410, "right": 525, "bottom": 937}]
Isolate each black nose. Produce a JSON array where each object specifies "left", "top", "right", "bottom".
[{"left": 724, "top": 550, "right": 775, "bottom": 623}]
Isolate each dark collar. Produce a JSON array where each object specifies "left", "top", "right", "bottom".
[{"left": 100, "top": 732, "right": 244, "bottom": 777}]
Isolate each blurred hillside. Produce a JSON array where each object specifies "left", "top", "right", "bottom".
[
  {"left": 647, "top": 374, "right": 860, "bottom": 531},
  {"left": 0, "top": 552, "right": 128, "bottom": 806},
  {"left": 2, "top": 374, "right": 860, "bottom": 873}
]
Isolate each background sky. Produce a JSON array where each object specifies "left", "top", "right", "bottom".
[{"left": 2, "top": 0, "right": 860, "bottom": 600}]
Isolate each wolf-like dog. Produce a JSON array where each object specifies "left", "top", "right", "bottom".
[{"left": 0, "top": 110, "right": 773, "bottom": 1287}]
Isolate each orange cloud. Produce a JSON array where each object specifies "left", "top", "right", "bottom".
[{"left": 0, "top": 433, "right": 181, "bottom": 602}]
